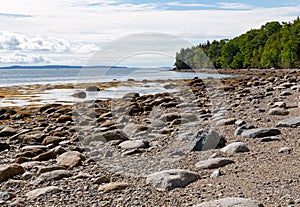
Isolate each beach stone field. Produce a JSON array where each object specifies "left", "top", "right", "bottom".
[{"left": 0, "top": 69, "right": 299, "bottom": 207}]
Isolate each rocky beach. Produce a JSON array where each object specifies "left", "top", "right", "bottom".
[{"left": 0, "top": 69, "right": 299, "bottom": 207}]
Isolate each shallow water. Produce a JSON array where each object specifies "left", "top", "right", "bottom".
[
  {"left": 0, "top": 82, "right": 179, "bottom": 106},
  {"left": 0, "top": 67, "right": 230, "bottom": 87},
  {"left": 0, "top": 67, "right": 233, "bottom": 106}
]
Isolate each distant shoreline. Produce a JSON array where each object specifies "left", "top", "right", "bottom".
[{"left": 0, "top": 65, "right": 128, "bottom": 70}]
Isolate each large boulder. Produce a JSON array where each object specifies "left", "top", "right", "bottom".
[{"left": 146, "top": 169, "right": 199, "bottom": 191}]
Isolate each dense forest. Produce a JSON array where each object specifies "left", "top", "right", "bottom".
[{"left": 174, "top": 17, "right": 300, "bottom": 69}]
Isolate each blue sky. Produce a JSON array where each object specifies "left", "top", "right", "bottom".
[{"left": 0, "top": 0, "right": 299, "bottom": 66}]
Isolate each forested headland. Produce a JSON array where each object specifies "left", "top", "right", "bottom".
[{"left": 174, "top": 17, "right": 300, "bottom": 69}]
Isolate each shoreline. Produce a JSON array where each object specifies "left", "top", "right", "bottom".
[{"left": 0, "top": 69, "right": 299, "bottom": 206}]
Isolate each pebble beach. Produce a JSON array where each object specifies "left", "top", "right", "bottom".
[{"left": 0, "top": 69, "right": 299, "bottom": 207}]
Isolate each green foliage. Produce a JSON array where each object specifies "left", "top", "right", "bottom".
[{"left": 174, "top": 18, "right": 300, "bottom": 69}]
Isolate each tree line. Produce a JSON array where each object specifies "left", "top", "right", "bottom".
[{"left": 175, "top": 17, "right": 300, "bottom": 69}]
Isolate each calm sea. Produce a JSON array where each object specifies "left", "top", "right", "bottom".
[{"left": 0, "top": 67, "right": 230, "bottom": 87}]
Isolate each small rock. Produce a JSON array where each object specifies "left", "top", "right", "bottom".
[
  {"left": 98, "top": 182, "right": 130, "bottom": 192},
  {"left": 260, "top": 136, "right": 281, "bottom": 142},
  {"left": 159, "top": 113, "right": 181, "bottom": 122},
  {"left": 0, "top": 143, "right": 10, "bottom": 152},
  {"left": 92, "top": 176, "right": 110, "bottom": 184},
  {"left": 42, "top": 136, "right": 63, "bottom": 146},
  {"left": 146, "top": 169, "right": 199, "bottom": 191},
  {"left": 273, "top": 102, "right": 287, "bottom": 109},
  {"left": 86, "top": 86, "right": 100, "bottom": 91},
  {"left": 210, "top": 169, "right": 222, "bottom": 178},
  {"left": 122, "top": 148, "right": 144, "bottom": 156},
  {"left": 57, "top": 115, "right": 73, "bottom": 123},
  {"left": 32, "top": 151, "right": 57, "bottom": 161},
  {"left": 268, "top": 108, "right": 289, "bottom": 116},
  {"left": 0, "top": 127, "right": 16, "bottom": 137},
  {"left": 235, "top": 120, "right": 246, "bottom": 127},
  {"left": 72, "top": 91, "right": 86, "bottom": 99},
  {"left": 37, "top": 170, "right": 72, "bottom": 182},
  {"left": 122, "top": 123, "right": 149, "bottom": 137},
  {"left": 280, "top": 91, "right": 292, "bottom": 96},
  {"left": 0, "top": 163, "right": 25, "bottom": 183},
  {"left": 241, "top": 128, "right": 281, "bottom": 138},
  {"left": 195, "top": 158, "right": 234, "bottom": 169},
  {"left": 234, "top": 124, "right": 255, "bottom": 136},
  {"left": 194, "top": 197, "right": 264, "bottom": 207},
  {"left": 73, "top": 172, "right": 92, "bottom": 179},
  {"left": 276, "top": 117, "right": 300, "bottom": 128},
  {"left": 278, "top": 147, "right": 292, "bottom": 154},
  {"left": 0, "top": 191, "right": 15, "bottom": 200},
  {"left": 37, "top": 165, "right": 65, "bottom": 175},
  {"left": 118, "top": 140, "right": 149, "bottom": 150},
  {"left": 215, "top": 118, "right": 236, "bottom": 126},
  {"left": 220, "top": 142, "right": 249, "bottom": 154},
  {"left": 57, "top": 151, "right": 83, "bottom": 168},
  {"left": 101, "top": 130, "right": 128, "bottom": 142},
  {"left": 21, "top": 171, "right": 34, "bottom": 180},
  {"left": 26, "top": 186, "right": 62, "bottom": 199},
  {"left": 122, "top": 92, "right": 139, "bottom": 101}
]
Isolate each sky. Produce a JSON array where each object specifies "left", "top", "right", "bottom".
[{"left": 0, "top": 0, "right": 299, "bottom": 67}]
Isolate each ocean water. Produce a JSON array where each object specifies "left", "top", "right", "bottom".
[
  {"left": 0, "top": 67, "right": 234, "bottom": 106},
  {"left": 0, "top": 67, "right": 230, "bottom": 87}
]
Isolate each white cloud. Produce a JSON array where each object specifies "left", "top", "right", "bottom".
[
  {"left": 217, "top": 2, "right": 256, "bottom": 10},
  {"left": 0, "top": 52, "right": 50, "bottom": 64},
  {"left": 0, "top": 31, "right": 99, "bottom": 53},
  {"left": 166, "top": 2, "right": 214, "bottom": 8}
]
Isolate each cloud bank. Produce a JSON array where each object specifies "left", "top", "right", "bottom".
[{"left": 0, "top": 0, "right": 299, "bottom": 66}]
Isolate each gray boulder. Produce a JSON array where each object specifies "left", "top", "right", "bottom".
[
  {"left": 118, "top": 140, "right": 149, "bottom": 150},
  {"left": 86, "top": 86, "right": 100, "bottom": 91},
  {"left": 234, "top": 124, "right": 255, "bottom": 136},
  {"left": 146, "top": 169, "right": 199, "bottom": 191},
  {"left": 190, "top": 129, "right": 226, "bottom": 151},
  {"left": 276, "top": 117, "right": 300, "bottom": 128},
  {"left": 241, "top": 128, "right": 281, "bottom": 138},
  {"left": 195, "top": 158, "right": 234, "bottom": 169},
  {"left": 220, "top": 142, "right": 249, "bottom": 154}
]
